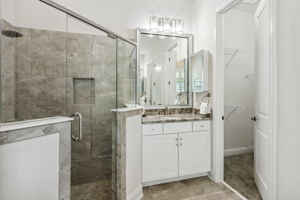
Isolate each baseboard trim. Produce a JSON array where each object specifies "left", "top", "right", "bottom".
[
  {"left": 224, "top": 146, "right": 254, "bottom": 157},
  {"left": 142, "top": 172, "right": 208, "bottom": 187},
  {"left": 127, "top": 185, "right": 143, "bottom": 200}
]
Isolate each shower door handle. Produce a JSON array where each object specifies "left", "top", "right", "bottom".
[{"left": 71, "top": 112, "right": 82, "bottom": 142}]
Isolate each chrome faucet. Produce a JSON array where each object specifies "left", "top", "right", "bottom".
[{"left": 164, "top": 106, "right": 170, "bottom": 115}]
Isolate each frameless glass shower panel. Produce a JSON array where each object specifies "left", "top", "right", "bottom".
[
  {"left": 117, "top": 39, "right": 137, "bottom": 108},
  {"left": 66, "top": 15, "right": 117, "bottom": 200},
  {"left": 0, "top": 0, "right": 68, "bottom": 123}
]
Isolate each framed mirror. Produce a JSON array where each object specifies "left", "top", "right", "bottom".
[
  {"left": 191, "top": 50, "right": 209, "bottom": 93},
  {"left": 137, "top": 29, "right": 193, "bottom": 107}
]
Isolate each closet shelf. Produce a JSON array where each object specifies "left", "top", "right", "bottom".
[
  {"left": 224, "top": 48, "right": 239, "bottom": 67},
  {"left": 224, "top": 104, "right": 248, "bottom": 120}
]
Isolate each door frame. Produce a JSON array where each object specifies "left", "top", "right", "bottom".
[{"left": 214, "top": 0, "right": 277, "bottom": 199}]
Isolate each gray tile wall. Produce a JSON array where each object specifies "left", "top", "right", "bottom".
[
  {"left": 15, "top": 26, "right": 67, "bottom": 120},
  {"left": 0, "top": 18, "right": 137, "bottom": 188},
  {"left": 1, "top": 19, "right": 16, "bottom": 122}
]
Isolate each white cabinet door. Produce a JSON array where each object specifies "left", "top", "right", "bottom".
[
  {"left": 179, "top": 132, "right": 211, "bottom": 176},
  {"left": 142, "top": 134, "right": 179, "bottom": 182}
]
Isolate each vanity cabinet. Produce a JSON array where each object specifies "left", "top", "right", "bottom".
[
  {"left": 142, "top": 134, "right": 178, "bottom": 182},
  {"left": 142, "top": 121, "right": 211, "bottom": 185},
  {"left": 178, "top": 131, "right": 211, "bottom": 176}
]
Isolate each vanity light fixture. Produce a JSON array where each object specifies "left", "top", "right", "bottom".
[{"left": 149, "top": 16, "right": 184, "bottom": 34}]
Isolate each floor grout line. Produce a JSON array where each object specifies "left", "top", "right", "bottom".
[{"left": 223, "top": 181, "right": 248, "bottom": 200}]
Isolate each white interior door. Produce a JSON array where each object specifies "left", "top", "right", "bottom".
[{"left": 254, "top": 0, "right": 272, "bottom": 199}]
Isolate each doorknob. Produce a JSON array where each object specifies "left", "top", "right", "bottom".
[{"left": 251, "top": 116, "right": 257, "bottom": 122}]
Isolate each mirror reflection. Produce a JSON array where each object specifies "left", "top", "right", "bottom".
[
  {"left": 140, "top": 34, "right": 189, "bottom": 106},
  {"left": 191, "top": 50, "right": 209, "bottom": 93}
]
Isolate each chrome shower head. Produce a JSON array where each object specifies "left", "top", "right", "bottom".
[{"left": 2, "top": 30, "right": 23, "bottom": 38}]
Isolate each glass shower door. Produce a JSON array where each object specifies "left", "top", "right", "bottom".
[
  {"left": 117, "top": 39, "right": 137, "bottom": 107},
  {"left": 66, "top": 16, "right": 117, "bottom": 200}
]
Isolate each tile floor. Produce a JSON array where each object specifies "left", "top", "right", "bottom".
[
  {"left": 71, "top": 180, "right": 112, "bottom": 200},
  {"left": 71, "top": 176, "right": 241, "bottom": 200},
  {"left": 224, "top": 153, "right": 262, "bottom": 200},
  {"left": 143, "top": 176, "right": 241, "bottom": 200},
  {"left": 72, "top": 155, "right": 261, "bottom": 200}
]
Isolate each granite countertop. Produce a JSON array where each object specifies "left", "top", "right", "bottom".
[{"left": 142, "top": 114, "right": 211, "bottom": 124}]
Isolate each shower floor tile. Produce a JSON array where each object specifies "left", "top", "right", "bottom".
[{"left": 71, "top": 180, "right": 111, "bottom": 200}]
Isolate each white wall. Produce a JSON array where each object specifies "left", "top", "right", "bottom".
[
  {"left": 0, "top": 0, "right": 16, "bottom": 24},
  {"left": 191, "top": 0, "right": 227, "bottom": 182},
  {"left": 52, "top": 0, "right": 194, "bottom": 39},
  {"left": 192, "top": 0, "right": 226, "bottom": 52},
  {"left": 277, "top": 0, "right": 300, "bottom": 198},
  {"left": 1, "top": 0, "right": 67, "bottom": 31},
  {"left": 224, "top": 9, "right": 255, "bottom": 152},
  {"left": 2, "top": 0, "right": 193, "bottom": 38}
]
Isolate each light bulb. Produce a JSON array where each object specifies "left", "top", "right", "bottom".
[
  {"left": 149, "top": 16, "right": 159, "bottom": 33},
  {"left": 162, "top": 18, "right": 171, "bottom": 33},
  {"left": 176, "top": 19, "right": 184, "bottom": 34},
  {"left": 171, "top": 19, "right": 176, "bottom": 33}
]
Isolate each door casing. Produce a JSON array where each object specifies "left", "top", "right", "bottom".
[{"left": 213, "top": 0, "right": 277, "bottom": 199}]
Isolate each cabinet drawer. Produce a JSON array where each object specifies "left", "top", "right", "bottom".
[
  {"left": 164, "top": 122, "right": 192, "bottom": 134},
  {"left": 142, "top": 124, "right": 163, "bottom": 135},
  {"left": 193, "top": 121, "right": 211, "bottom": 131}
]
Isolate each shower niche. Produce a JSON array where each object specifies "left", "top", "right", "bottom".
[{"left": 73, "top": 78, "right": 96, "bottom": 105}]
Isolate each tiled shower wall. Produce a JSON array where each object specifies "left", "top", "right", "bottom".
[
  {"left": 15, "top": 25, "right": 67, "bottom": 120},
  {"left": 0, "top": 18, "right": 136, "bottom": 186},
  {"left": 0, "top": 20, "right": 16, "bottom": 122}
]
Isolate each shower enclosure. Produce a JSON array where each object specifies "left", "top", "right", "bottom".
[{"left": 0, "top": 0, "right": 137, "bottom": 199}]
